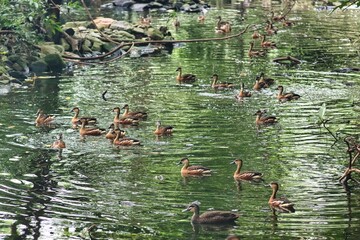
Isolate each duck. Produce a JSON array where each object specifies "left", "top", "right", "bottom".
[
  {"left": 248, "top": 41, "right": 266, "bottom": 58},
  {"left": 71, "top": 107, "right": 97, "bottom": 125},
  {"left": 122, "top": 104, "right": 148, "bottom": 120},
  {"left": 176, "top": 67, "right": 196, "bottom": 83},
  {"left": 254, "top": 110, "right": 277, "bottom": 125},
  {"left": 252, "top": 31, "right": 260, "bottom": 39},
  {"left": 260, "top": 35, "right": 277, "bottom": 48},
  {"left": 211, "top": 74, "right": 234, "bottom": 89},
  {"left": 183, "top": 202, "right": 240, "bottom": 224},
  {"left": 276, "top": 86, "right": 301, "bottom": 102},
  {"left": 113, "top": 129, "right": 140, "bottom": 146},
  {"left": 139, "top": 16, "right": 151, "bottom": 26},
  {"left": 282, "top": 18, "right": 294, "bottom": 27},
  {"left": 51, "top": 133, "right": 66, "bottom": 149},
  {"left": 269, "top": 182, "right": 295, "bottom": 213},
  {"left": 105, "top": 123, "right": 125, "bottom": 140},
  {"left": 35, "top": 109, "right": 55, "bottom": 125},
  {"left": 270, "top": 11, "right": 284, "bottom": 22},
  {"left": 215, "top": 16, "right": 231, "bottom": 33},
  {"left": 113, "top": 107, "right": 140, "bottom": 125},
  {"left": 253, "top": 77, "right": 267, "bottom": 91},
  {"left": 265, "top": 20, "right": 277, "bottom": 35},
  {"left": 154, "top": 121, "right": 173, "bottom": 135},
  {"left": 178, "top": 157, "right": 211, "bottom": 175},
  {"left": 258, "top": 72, "right": 275, "bottom": 87},
  {"left": 77, "top": 118, "right": 105, "bottom": 136},
  {"left": 236, "top": 83, "right": 252, "bottom": 99},
  {"left": 230, "top": 159, "right": 263, "bottom": 181}
]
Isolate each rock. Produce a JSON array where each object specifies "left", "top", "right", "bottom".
[
  {"left": 93, "top": 17, "right": 116, "bottom": 29},
  {"left": 8, "top": 70, "right": 27, "bottom": 80},
  {"left": 147, "top": 28, "right": 164, "bottom": 40},
  {"left": 43, "top": 54, "right": 65, "bottom": 73},
  {"left": 102, "top": 43, "right": 117, "bottom": 52},
  {"left": 148, "top": 1, "right": 163, "bottom": 8},
  {"left": 62, "top": 21, "right": 91, "bottom": 30},
  {"left": 91, "top": 41, "right": 103, "bottom": 52},
  {"left": 112, "top": 30, "right": 135, "bottom": 40},
  {"left": 61, "top": 38, "right": 71, "bottom": 51},
  {"left": 30, "top": 60, "right": 48, "bottom": 74},
  {"left": 113, "top": 0, "right": 135, "bottom": 8},
  {"left": 39, "top": 43, "right": 64, "bottom": 56},
  {"left": 131, "top": 3, "right": 149, "bottom": 11},
  {"left": 109, "top": 21, "right": 133, "bottom": 31}
]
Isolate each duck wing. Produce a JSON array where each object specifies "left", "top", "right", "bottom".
[{"left": 199, "top": 211, "right": 239, "bottom": 223}]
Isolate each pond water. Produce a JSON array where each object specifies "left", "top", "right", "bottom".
[{"left": 1, "top": 1, "right": 360, "bottom": 239}]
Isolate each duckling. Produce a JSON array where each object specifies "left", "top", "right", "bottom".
[
  {"left": 211, "top": 74, "right": 234, "bottom": 89},
  {"left": 71, "top": 107, "right": 97, "bottom": 125},
  {"left": 121, "top": 104, "right": 148, "bottom": 120},
  {"left": 252, "top": 31, "right": 260, "bottom": 39},
  {"left": 77, "top": 119, "right": 105, "bottom": 136},
  {"left": 105, "top": 123, "right": 125, "bottom": 140},
  {"left": 51, "top": 133, "right": 66, "bottom": 149},
  {"left": 253, "top": 77, "right": 267, "bottom": 91},
  {"left": 248, "top": 42, "right": 266, "bottom": 58},
  {"left": 276, "top": 86, "right": 301, "bottom": 102},
  {"left": 269, "top": 182, "right": 295, "bottom": 213},
  {"left": 236, "top": 83, "right": 252, "bottom": 99},
  {"left": 260, "top": 35, "right": 277, "bottom": 48},
  {"left": 183, "top": 202, "right": 240, "bottom": 224},
  {"left": 215, "top": 16, "right": 231, "bottom": 33},
  {"left": 35, "top": 109, "right": 55, "bottom": 125},
  {"left": 176, "top": 67, "right": 196, "bottom": 83},
  {"left": 258, "top": 72, "right": 275, "bottom": 87},
  {"left": 113, "top": 129, "right": 140, "bottom": 146},
  {"left": 178, "top": 158, "right": 211, "bottom": 175},
  {"left": 154, "top": 121, "right": 173, "bottom": 135},
  {"left": 113, "top": 107, "right": 140, "bottom": 125},
  {"left": 230, "top": 159, "right": 263, "bottom": 181},
  {"left": 254, "top": 110, "right": 277, "bottom": 125}
]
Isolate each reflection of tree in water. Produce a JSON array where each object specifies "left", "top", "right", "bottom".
[{"left": 10, "top": 151, "right": 58, "bottom": 239}]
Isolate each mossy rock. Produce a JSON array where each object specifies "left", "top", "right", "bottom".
[
  {"left": 61, "top": 38, "right": 71, "bottom": 51},
  {"left": 30, "top": 60, "right": 49, "bottom": 74},
  {"left": 147, "top": 28, "right": 164, "bottom": 40},
  {"left": 39, "top": 43, "right": 65, "bottom": 56},
  {"left": 43, "top": 53, "right": 65, "bottom": 73},
  {"left": 102, "top": 43, "right": 117, "bottom": 52}
]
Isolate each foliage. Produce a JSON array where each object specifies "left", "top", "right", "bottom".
[{"left": 332, "top": 0, "right": 360, "bottom": 10}]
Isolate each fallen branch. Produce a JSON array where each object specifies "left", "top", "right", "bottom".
[
  {"left": 62, "top": 24, "right": 252, "bottom": 62},
  {"left": 339, "top": 136, "right": 360, "bottom": 183},
  {"left": 273, "top": 55, "right": 301, "bottom": 64}
]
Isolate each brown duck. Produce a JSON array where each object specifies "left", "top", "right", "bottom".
[
  {"left": 122, "top": 104, "right": 148, "bottom": 120},
  {"left": 269, "top": 182, "right": 295, "bottom": 213},
  {"left": 51, "top": 133, "right": 66, "bottom": 149},
  {"left": 113, "top": 129, "right": 140, "bottom": 146},
  {"left": 236, "top": 83, "right": 252, "bottom": 99},
  {"left": 254, "top": 110, "right": 277, "bottom": 125},
  {"left": 215, "top": 16, "right": 231, "bottom": 33},
  {"left": 71, "top": 107, "right": 97, "bottom": 125},
  {"left": 211, "top": 74, "right": 234, "bottom": 89},
  {"left": 154, "top": 121, "right": 173, "bottom": 135},
  {"left": 183, "top": 202, "right": 239, "bottom": 224},
  {"left": 176, "top": 67, "right": 196, "bottom": 83},
  {"left": 113, "top": 107, "right": 140, "bottom": 125},
  {"left": 230, "top": 159, "right": 263, "bottom": 181},
  {"left": 248, "top": 42, "right": 266, "bottom": 58},
  {"left": 77, "top": 119, "right": 105, "bottom": 136},
  {"left": 178, "top": 158, "right": 211, "bottom": 175},
  {"left": 276, "top": 86, "right": 300, "bottom": 102},
  {"left": 35, "top": 109, "right": 55, "bottom": 125}
]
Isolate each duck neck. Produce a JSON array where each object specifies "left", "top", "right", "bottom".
[
  {"left": 278, "top": 87, "right": 283, "bottom": 97},
  {"left": 211, "top": 76, "right": 218, "bottom": 87},
  {"left": 270, "top": 185, "right": 278, "bottom": 202},
  {"left": 73, "top": 110, "right": 79, "bottom": 119},
  {"left": 235, "top": 161, "right": 242, "bottom": 175},
  {"left": 182, "top": 160, "right": 189, "bottom": 170},
  {"left": 114, "top": 110, "right": 120, "bottom": 121},
  {"left": 177, "top": 69, "right": 182, "bottom": 78},
  {"left": 191, "top": 205, "right": 200, "bottom": 221},
  {"left": 80, "top": 121, "right": 86, "bottom": 130},
  {"left": 261, "top": 35, "right": 265, "bottom": 44},
  {"left": 114, "top": 132, "right": 120, "bottom": 142},
  {"left": 249, "top": 43, "right": 254, "bottom": 53},
  {"left": 123, "top": 108, "right": 129, "bottom": 116},
  {"left": 256, "top": 113, "right": 262, "bottom": 122}
]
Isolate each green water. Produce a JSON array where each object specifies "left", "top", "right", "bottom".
[{"left": 1, "top": 1, "right": 360, "bottom": 239}]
